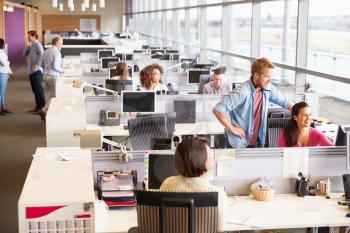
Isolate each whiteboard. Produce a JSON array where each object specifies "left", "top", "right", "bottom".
[{"left": 80, "top": 19, "right": 97, "bottom": 31}]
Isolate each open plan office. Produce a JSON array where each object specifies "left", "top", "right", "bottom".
[{"left": 1, "top": 0, "right": 350, "bottom": 233}]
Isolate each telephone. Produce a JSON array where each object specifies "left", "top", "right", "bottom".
[{"left": 99, "top": 110, "right": 120, "bottom": 126}]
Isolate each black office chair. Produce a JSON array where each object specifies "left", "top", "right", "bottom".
[
  {"left": 197, "top": 74, "right": 212, "bottom": 94},
  {"left": 128, "top": 191, "right": 218, "bottom": 233},
  {"left": 128, "top": 114, "right": 175, "bottom": 150},
  {"left": 266, "top": 117, "right": 290, "bottom": 147}
]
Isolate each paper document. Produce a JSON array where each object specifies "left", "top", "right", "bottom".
[{"left": 282, "top": 148, "right": 309, "bottom": 178}]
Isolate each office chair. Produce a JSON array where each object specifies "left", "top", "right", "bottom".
[
  {"left": 197, "top": 74, "right": 212, "bottom": 94},
  {"left": 128, "top": 191, "right": 218, "bottom": 233},
  {"left": 266, "top": 117, "right": 290, "bottom": 147},
  {"left": 128, "top": 114, "right": 175, "bottom": 150}
]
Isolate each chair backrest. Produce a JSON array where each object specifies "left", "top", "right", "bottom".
[
  {"left": 197, "top": 74, "right": 212, "bottom": 94},
  {"left": 267, "top": 117, "right": 290, "bottom": 147},
  {"left": 128, "top": 114, "right": 173, "bottom": 150},
  {"left": 136, "top": 191, "right": 218, "bottom": 233}
]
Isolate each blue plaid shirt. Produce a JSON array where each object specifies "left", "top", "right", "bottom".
[{"left": 214, "top": 79, "right": 290, "bottom": 148}]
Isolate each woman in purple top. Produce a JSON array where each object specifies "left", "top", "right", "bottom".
[{"left": 279, "top": 102, "right": 334, "bottom": 147}]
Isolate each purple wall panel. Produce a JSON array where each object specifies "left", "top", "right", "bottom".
[{"left": 5, "top": 7, "right": 25, "bottom": 64}]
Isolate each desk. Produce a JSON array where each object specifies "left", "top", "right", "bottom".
[
  {"left": 96, "top": 194, "right": 350, "bottom": 233},
  {"left": 86, "top": 122, "right": 225, "bottom": 137}
]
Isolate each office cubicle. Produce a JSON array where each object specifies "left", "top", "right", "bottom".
[{"left": 91, "top": 146, "right": 348, "bottom": 196}]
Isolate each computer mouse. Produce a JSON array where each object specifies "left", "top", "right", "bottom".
[{"left": 345, "top": 213, "right": 350, "bottom": 218}]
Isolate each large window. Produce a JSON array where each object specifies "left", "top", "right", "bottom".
[
  {"left": 260, "top": 0, "right": 298, "bottom": 65},
  {"left": 177, "top": 10, "right": 185, "bottom": 43},
  {"left": 166, "top": 11, "right": 172, "bottom": 39},
  {"left": 229, "top": 3, "right": 252, "bottom": 56},
  {"left": 308, "top": 0, "right": 350, "bottom": 77},
  {"left": 189, "top": 8, "right": 200, "bottom": 46},
  {"left": 207, "top": 6, "right": 222, "bottom": 50}
]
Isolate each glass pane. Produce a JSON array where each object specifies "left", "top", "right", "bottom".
[
  {"left": 271, "top": 67, "right": 295, "bottom": 88},
  {"left": 226, "top": 57, "right": 251, "bottom": 82},
  {"left": 207, "top": 6, "right": 222, "bottom": 50},
  {"left": 177, "top": 10, "right": 185, "bottom": 42},
  {"left": 189, "top": 47, "right": 200, "bottom": 58},
  {"left": 206, "top": 51, "right": 221, "bottom": 65},
  {"left": 260, "top": 0, "right": 298, "bottom": 65},
  {"left": 229, "top": 3, "right": 252, "bottom": 56},
  {"left": 166, "top": 11, "right": 172, "bottom": 39},
  {"left": 177, "top": 0, "right": 186, "bottom": 7},
  {"left": 189, "top": 0, "right": 198, "bottom": 6},
  {"left": 206, "top": 0, "right": 222, "bottom": 4},
  {"left": 308, "top": 0, "right": 350, "bottom": 77},
  {"left": 166, "top": 0, "right": 173, "bottom": 9},
  {"left": 156, "top": 0, "right": 162, "bottom": 10},
  {"left": 306, "top": 75, "right": 350, "bottom": 124},
  {"left": 190, "top": 8, "right": 200, "bottom": 46}
]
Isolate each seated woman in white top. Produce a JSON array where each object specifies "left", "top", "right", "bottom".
[
  {"left": 160, "top": 138, "right": 227, "bottom": 232},
  {"left": 111, "top": 62, "right": 132, "bottom": 80},
  {"left": 139, "top": 63, "right": 168, "bottom": 92}
]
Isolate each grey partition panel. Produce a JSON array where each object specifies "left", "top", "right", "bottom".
[
  {"left": 86, "top": 96, "right": 121, "bottom": 123},
  {"left": 92, "top": 147, "right": 348, "bottom": 196}
]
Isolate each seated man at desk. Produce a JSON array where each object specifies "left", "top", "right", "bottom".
[
  {"left": 213, "top": 57, "right": 294, "bottom": 148},
  {"left": 202, "top": 67, "right": 232, "bottom": 95},
  {"left": 139, "top": 63, "right": 168, "bottom": 92},
  {"left": 111, "top": 62, "right": 131, "bottom": 80},
  {"left": 279, "top": 101, "right": 334, "bottom": 147},
  {"left": 160, "top": 138, "right": 227, "bottom": 232}
]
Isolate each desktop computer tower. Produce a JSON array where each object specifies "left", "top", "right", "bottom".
[{"left": 174, "top": 100, "right": 196, "bottom": 124}]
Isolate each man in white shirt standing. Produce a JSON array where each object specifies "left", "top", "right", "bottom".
[
  {"left": 202, "top": 67, "right": 232, "bottom": 95},
  {"left": 40, "top": 37, "right": 63, "bottom": 120}
]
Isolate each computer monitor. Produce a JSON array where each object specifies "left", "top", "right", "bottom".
[
  {"left": 188, "top": 69, "right": 210, "bottom": 84},
  {"left": 146, "top": 153, "right": 179, "bottom": 189},
  {"left": 172, "top": 54, "right": 180, "bottom": 61},
  {"left": 161, "top": 54, "right": 171, "bottom": 60},
  {"left": 122, "top": 91, "right": 156, "bottom": 113},
  {"left": 335, "top": 125, "right": 350, "bottom": 146},
  {"left": 114, "top": 53, "right": 124, "bottom": 61},
  {"left": 125, "top": 54, "right": 133, "bottom": 61},
  {"left": 133, "top": 50, "right": 143, "bottom": 53},
  {"left": 142, "top": 45, "right": 150, "bottom": 50},
  {"left": 181, "top": 58, "right": 196, "bottom": 69},
  {"left": 165, "top": 49, "right": 179, "bottom": 54},
  {"left": 101, "top": 57, "right": 120, "bottom": 69},
  {"left": 193, "top": 63, "right": 215, "bottom": 70},
  {"left": 109, "top": 66, "right": 133, "bottom": 78},
  {"left": 105, "top": 79, "right": 133, "bottom": 95},
  {"left": 151, "top": 49, "right": 165, "bottom": 55},
  {"left": 98, "top": 49, "right": 114, "bottom": 60}
]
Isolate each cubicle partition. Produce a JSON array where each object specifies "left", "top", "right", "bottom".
[
  {"left": 91, "top": 146, "right": 348, "bottom": 196},
  {"left": 85, "top": 94, "right": 223, "bottom": 124}
]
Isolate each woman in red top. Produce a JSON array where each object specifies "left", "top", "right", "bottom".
[{"left": 279, "top": 102, "right": 334, "bottom": 147}]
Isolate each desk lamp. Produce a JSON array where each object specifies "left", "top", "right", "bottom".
[{"left": 72, "top": 79, "right": 118, "bottom": 96}]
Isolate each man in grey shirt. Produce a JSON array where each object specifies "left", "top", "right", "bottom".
[
  {"left": 24, "top": 30, "right": 45, "bottom": 115},
  {"left": 202, "top": 67, "right": 232, "bottom": 95},
  {"left": 41, "top": 37, "right": 63, "bottom": 120}
]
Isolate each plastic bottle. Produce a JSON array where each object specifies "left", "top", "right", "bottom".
[{"left": 326, "top": 177, "right": 331, "bottom": 199}]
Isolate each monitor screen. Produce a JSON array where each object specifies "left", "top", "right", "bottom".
[
  {"left": 193, "top": 63, "right": 215, "bottom": 70},
  {"left": 181, "top": 58, "right": 196, "bottom": 69},
  {"left": 165, "top": 50, "right": 179, "bottom": 54},
  {"left": 114, "top": 53, "right": 124, "bottom": 61},
  {"left": 109, "top": 66, "right": 133, "bottom": 78},
  {"left": 98, "top": 49, "right": 114, "bottom": 60},
  {"left": 122, "top": 91, "right": 155, "bottom": 113},
  {"left": 125, "top": 54, "right": 133, "bottom": 61},
  {"left": 188, "top": 69, "right": 210, "bottom": 84},
  {"left": 101, "top": 57, "right": 120, "bottom": 69},
  {"left": 172, "top": 54, "right": 180, "bottom": 61},
  {"left": 106, "top": 79, "right": 133, "bottom": 95},
  {"left": 161, "top": 54, "right": 171, "bottom": 60},
  {"left": 147, "top": 153, "right": 178, "bottom": 190}
]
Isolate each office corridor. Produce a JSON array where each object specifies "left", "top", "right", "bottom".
[{"left": 0, "top": 64, "right": 46, "bottom": 232}]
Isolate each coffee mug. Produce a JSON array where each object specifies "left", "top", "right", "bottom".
[
  {"left": 94, "top": 200, "right": 109, "bottom": 218},
  {"left": 316, "top": 180, "right": 330, "bottom": 195}
]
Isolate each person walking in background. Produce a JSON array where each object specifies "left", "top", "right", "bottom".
[
  {"left": 24, "top": 30, "right": 45, "bottom": 115},
  {"left": 41, "top": 37, "right": 63, "bottom": 121},
  {"left": 0, "top": 38, "right": 13, "bottom": 115}
]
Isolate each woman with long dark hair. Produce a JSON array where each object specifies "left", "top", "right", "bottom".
[
  {"left": 279, "top": 102, "right": 333, "bottom": 147},
  {"left": 111, "top": 62, "right": 131, "bottom": 80},
  {"left": 139, "top": 63, "right": 168, "bottom": 91}
]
